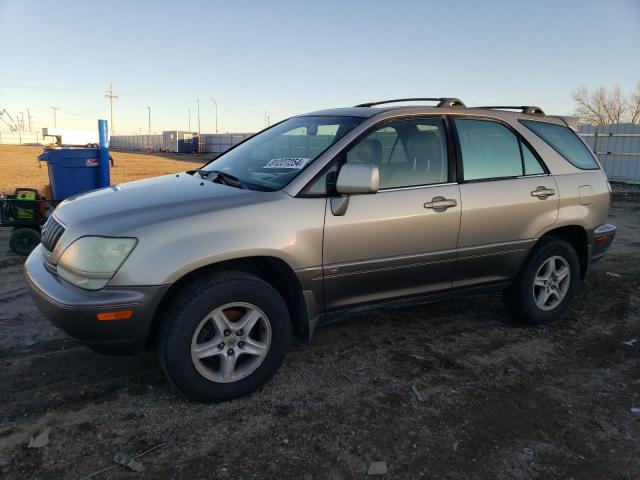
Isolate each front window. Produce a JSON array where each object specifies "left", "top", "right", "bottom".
[{"left": 201, "top": 116, "right": 364, "bottom": 191}]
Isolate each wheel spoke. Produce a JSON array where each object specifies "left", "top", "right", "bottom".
[
  {"left": 193, "top": 337, "right": 223, "bottom": 359},
  {"left": 211, "top": 310, "right": 230, "bottom": 334},
  {"left": 534, "top": 277, "right": 547, "bottom": 288},
  {"left": 240, "top": 337, "right": 268, "bottom": 357},
  {"left": 556, "top": 266, "right": 569, "bottom": 282},
  {"left": 540, "top": 259, "right": 553, "bottom": 280},
  {"left": 536, "top": 288, "right": 551, "bottom": 307},
  {"left": 236, "top": 309, "right": 261, "bottom": 332},
  {"left": 219, "top": 353, "right": 237, "bottom": 380}
]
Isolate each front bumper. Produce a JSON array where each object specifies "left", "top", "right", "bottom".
[
  {"left": 589, "top": 223, "right": 617, "bottom": 264},
  {"left": 24, "top": 246, "right": 169, "bottom": 354}
]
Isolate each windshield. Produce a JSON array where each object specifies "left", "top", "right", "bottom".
[{"left": 200, "top": 115, "right": 364, "bottom": 191}]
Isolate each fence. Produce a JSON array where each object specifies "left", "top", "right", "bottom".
[
  {"left": 578, "top": 123, "right": 640, "bottom": 184},
  {"left": 109, "top": 134, "right": 164, "bottom": 151},
  {"left": 0, "top": 131, "right": 51, "bottom": 145},
  {"left": 110, "top": 132, "right": 253, "bottom": 155}
]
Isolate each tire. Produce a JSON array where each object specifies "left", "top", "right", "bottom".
[
  {"left": 9, "top": 227, "right": 41, "bottom": 256},
  {"left": 504, "top": 238, "right": 579, "bottom": 325},
  {"left": 158, "top": 271, "right": 291, "bottom": 402}
]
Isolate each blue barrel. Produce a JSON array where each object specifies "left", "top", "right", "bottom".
[{"left": 38, "top": 148, "right": 102, "bottom": 201}]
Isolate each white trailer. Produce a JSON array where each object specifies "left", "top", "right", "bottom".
[{"left": 42, "top": 128, "right": 102, "bottom": 147}]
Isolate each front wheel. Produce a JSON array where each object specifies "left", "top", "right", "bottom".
[
  {"left": 504, "top": 238, "right": 579, "bottom": 325},
  {"left": 158, "top": 271, "right": 291, "bottom": 402}
]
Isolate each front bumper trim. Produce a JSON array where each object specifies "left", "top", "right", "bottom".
[{"left": 24, "top": 246, "right": 169, "bottom": 354}]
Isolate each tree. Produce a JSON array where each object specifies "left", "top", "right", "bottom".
[{"left": 572, "top": 83, "right": 640, "bottom": 125}]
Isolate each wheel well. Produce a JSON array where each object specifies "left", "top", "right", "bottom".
[
  {"left": 541, "top": 225, "right": 589, "bottom": 279},
  {"left": 146, "top": 257, "right": 308, "bottom": 349}
]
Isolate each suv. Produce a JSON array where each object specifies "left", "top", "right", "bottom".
[{"left": 25, "top": 98, "right": 616, "bottom": 402}]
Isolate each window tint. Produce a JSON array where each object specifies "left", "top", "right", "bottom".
[
  {"left": 522, "top": 142, "right": 545, "bottom": 175},
  {"left": 455, "top": 119, "right": 522, "bottom": 180},
  {"left": 521, "top": 120, "right": 599, "bottom": 170},
  {"left": 346, "top": 118, "right": 448, "bottom": 189}
]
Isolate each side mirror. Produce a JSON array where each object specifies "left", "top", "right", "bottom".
[{"left": 336, "top": 163, "right": 379, "bottom": 195}]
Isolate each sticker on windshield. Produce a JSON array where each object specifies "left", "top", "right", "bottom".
[{"left": 263, "top": 158, "right": 310, "bottom": 169}]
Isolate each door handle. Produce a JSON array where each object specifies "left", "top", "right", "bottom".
[
  {"left": 531, "top": 186, "right": 556, "bottom": 199},
  {"left": 424, "top": 196, "right": 457, "bottom": 211}
]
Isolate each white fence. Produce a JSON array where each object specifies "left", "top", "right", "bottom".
[
  {"left": 110, "top": 134, "right": 164, "bottom": 152},
  {"left": 110, "top": 133, "right": 253, "bottom": 155},
  {"left": 578, "top": 123, "right": 640, "bottom": 184},
  {"left": 0, "top": 131, "right": 51, "bottom": 145}
]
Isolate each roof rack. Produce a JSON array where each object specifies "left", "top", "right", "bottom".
[
  {"left": 354, "top": 97, "right": 466, "bottom": 108},
  {"left": 473, "top": 105, "right": 546, "bottom": 115}
]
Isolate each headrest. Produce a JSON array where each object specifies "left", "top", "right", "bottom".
[
  {"left": 354, "top": 139, "right": 383, "bottom": 164},
  {"left": 405, "top": 131, "right": 441, "bottom": 162}
]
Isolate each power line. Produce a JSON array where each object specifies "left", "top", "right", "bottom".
[
  {"left": 27, "top": 108, "right": 34, "bottom": 132},
  {"left": 50, "top": 106, "right": 60, "bottom": 128},
  {"left": 105, "top": 83, "right": 118, "bottom": 135}
]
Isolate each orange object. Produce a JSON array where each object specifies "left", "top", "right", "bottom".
[{"left": 97, "top": 310, "right": 133, "bottom": 321}]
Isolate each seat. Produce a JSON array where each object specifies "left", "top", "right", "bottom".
[{"left": 389, "top": 131, "right": 445, "bottom": 187}]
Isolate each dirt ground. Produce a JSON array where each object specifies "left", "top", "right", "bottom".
[
  {"left": 0, "top": 145, "right": 205, "bottom": 196},
  {"left": 0, "top": 177, "right": 639, "bottom": 478}
]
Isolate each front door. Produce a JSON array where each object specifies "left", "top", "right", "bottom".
[
  {"left": 452, "top": 118, "right": 559, "bottom": 288},
  {"left": 321, "top": 117, "right": 461, "bottom": 311}
]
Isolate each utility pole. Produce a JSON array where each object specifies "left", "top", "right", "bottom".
[
  {"left": 210, "top": 98, "right": 218, "bottom": 133},
  {"left": 188, "top": 108, "right": 191, "bottom": 131},
  {"left": 50, "top": 106, "right": 59, "bottom": 128},
  {"left": 27, "top": 109, "right": 34, "bottom": 132},
  {"left": 196, "top": 99, "right": 201, "bottom": 152},
  {"left": 18, "top": 112, "right": 24, "bottom": 131},
  {"left": 147, "top": 106, "right": 151, "bottom": 135},
  {"left": 105, "top": 83, "right": 118, "bottom": 135}
]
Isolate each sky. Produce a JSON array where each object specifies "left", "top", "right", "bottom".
[{"left": 1, "top": 0, "right": 639, "bottom": 135}]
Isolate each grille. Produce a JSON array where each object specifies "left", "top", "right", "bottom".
[{"left": 41, "top": 216, "right": 65, "bottom": 252}]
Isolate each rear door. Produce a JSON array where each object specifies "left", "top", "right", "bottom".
[
  {"left": 452, "top": 117, "right": 559, "bottom": 288},
  {"left": 321, "top": 117, "right": 461, "bottom": 311}
]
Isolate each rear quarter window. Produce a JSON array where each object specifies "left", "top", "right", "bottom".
[{"left": 521, "top": 120, "right": 599, "bottom": 170}]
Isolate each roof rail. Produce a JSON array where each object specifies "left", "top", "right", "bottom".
[
  {"left": 354, "top": 97, "right": 466, "bottom": 108},
  {"left": 473, "top": 105, "right": 546, "bottom": 115}
]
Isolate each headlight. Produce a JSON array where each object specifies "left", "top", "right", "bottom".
[{"left": 57, "top": 236, "right": 137, "bottom": 290}]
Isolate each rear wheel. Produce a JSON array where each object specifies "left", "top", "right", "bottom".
[
  {"left": 158, "top": 271, "right": 291, "bottom": 402},
  {"left": 504, "top": 238, "right": 579, "bottom": 325},
  {"left": 9, "top": 227, "right": 41, "bottom": 256}
]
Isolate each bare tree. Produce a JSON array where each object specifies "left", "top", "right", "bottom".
[
  {"left": 573, "top": 83, "right": 640, "bottom": 125},
  {"left": 629, "top": 82, "right": 640, "bottom": 124}
]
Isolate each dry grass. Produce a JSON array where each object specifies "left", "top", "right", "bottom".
[{"left": 0, "top": 145, "right": 205, "bottom": 197}]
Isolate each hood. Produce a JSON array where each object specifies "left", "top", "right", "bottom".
[{"left": 54, "top": 173, "right": 278, "bottom": 234}]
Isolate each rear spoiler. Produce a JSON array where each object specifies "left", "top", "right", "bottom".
[{"left": 552, "top": 116, "right": 580, "bottom": 132}]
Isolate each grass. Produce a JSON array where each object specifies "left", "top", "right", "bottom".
[{"left": 0, "top": 145, "right": 206, "bottom": 197}]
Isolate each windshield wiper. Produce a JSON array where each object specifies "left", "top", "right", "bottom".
[{"left": 206, "top": 170, "right": 244, "bottom": 188}]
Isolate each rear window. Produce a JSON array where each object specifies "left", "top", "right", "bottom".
[{"left": 521, "top": 120, "right": 599, "bottom": 170}]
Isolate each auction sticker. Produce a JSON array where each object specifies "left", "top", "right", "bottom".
[{"left": 263, "top": 158, "right": 310, "bottom": 169}]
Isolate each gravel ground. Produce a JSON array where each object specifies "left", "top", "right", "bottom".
[{"left": 0, "top": 186, "right": 638, "bottom": 480}]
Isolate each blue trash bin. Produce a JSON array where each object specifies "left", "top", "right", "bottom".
[{"left": 38, "top": 147, "right": 102, "bottom": 201}]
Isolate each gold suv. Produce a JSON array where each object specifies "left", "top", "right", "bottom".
[{"left": 25, "top": 98, "right": 616, "bottom": 401}]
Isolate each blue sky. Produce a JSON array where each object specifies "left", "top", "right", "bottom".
[{"left": 1, "top": 0, "right": 639, "bottom": 134}]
